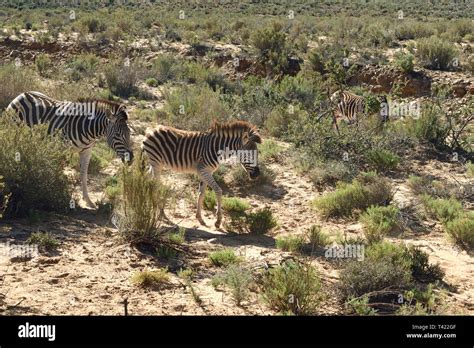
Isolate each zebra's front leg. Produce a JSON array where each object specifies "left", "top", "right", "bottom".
[
  {"left": 196, "top": 181, "right": 208, "bottom": 226},
  {"left": 149, "top": 163, "right": 167, "bottom": 219},
  {"left": 198, "top": 166, "right": 223, "bottom": 229},
  {"left": 79, "top": 148, "right": 95, "bottom": 208}
]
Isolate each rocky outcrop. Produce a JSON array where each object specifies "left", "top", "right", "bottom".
[{"left": 348, "top": 65, "right": 432, "bottom": 97}]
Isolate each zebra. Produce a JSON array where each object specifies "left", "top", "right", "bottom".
[
  {"left": 142, "top": 120, "right": 262, "bottom": 229},
  {"left": 6, "top": 91, "right": 134, "bottom": 208},
  {"left": 330, "top": 90, "right": 388, "bottom": 126}
]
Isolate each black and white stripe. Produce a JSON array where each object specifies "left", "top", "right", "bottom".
[
  {"left": 331, "top": 90, "right": 388, "bottom": 124},
  {"left": 142, "top": 121, "right": 262, "bottom": 228},
  {"left": 6, "top": 91, "right": 134, "bottom": 207}
]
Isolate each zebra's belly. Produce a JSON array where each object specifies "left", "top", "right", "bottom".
[{"left": 161, "top": 162, "right": 199, "bottom": 174}]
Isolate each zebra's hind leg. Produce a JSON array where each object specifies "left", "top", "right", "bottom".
[
  {"left": 198, "top": 165, "right": 223, "bottom": 229},
  {"left": 79, "top": 147, "right": 95, "bottom": 208},
  {"left": 149, "top": 163, "right": 167, "bottom": 220},
  {"left": 196, "top": 181, "right": 208, "bottom": 226}
]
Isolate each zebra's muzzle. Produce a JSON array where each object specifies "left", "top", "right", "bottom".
[
  {"left": 121, "top": 151, "right": 134, "bottom": 164},
  {"left": 249, "top": 167, "right": 260, "bottom": 179}
]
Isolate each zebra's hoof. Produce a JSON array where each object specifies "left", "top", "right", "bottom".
[
  {"left": 197, "top": 216, "right": 207, "bottom": 226},
  {"left": 84, "top": 200, "right": 96, "bottom": 209}
]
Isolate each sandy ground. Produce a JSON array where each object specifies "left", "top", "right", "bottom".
[{"left": 0, "top": 145, "right": 472, "bottom": 315}]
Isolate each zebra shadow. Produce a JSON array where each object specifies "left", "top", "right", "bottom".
[
  {"left": 227, "top": 182, "right": 287, "bottom": 201},
  {"left": 184, "top": 227, "right": 276, "bottom": 249}
]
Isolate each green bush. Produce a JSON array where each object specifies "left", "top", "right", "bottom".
[
  {"left": 404, "top": 246, "right": 444, "bottom": 282},
  {"left": 145, "top": 78, "right": 158, "bottom": 87},
  {"left": 360, "top": 205, "right": 400, "bottom": 244},
  {"left": 131, "top": 269, "right": 169, "bottom": 289},
  {"left": 212, "top": 265, "right": 252, "bottom": 306},
  {"left": 35, "top": 53, "right": 52, "bottom": 77},
  {"left": 393, "top": 52, "right": 415, "bottom": 73},
  {"left": 251, "top": 21, "right": 290, "bottom": 77},
  {"left": 79, "top": 15, "right": 107, "bottom": 33},
  {"left": 222, "top": 197, "right": 250, "bottom": 213},
  {"left": 246, "top": 208, "right": 278, "bottom": 234},
  {"left": 0, "top": 64, "right": 40, "bottom": 110},
  {"left": 394, "top": 22, "right": 435, "bottom": 41},
  {"left": 262, "top": 260, "right": 322, "bottom": 315},
  {"left": 407, "top": 175, "right": 433, "bottom": 196},
  {"left": 209, "top": 248, "right": 241, "bottom": 267},
  {"left": 366, "top": 149, "right": 400, "bottom": 172},
  {"left": 27, "top": 231, "right": 59, "bottom": 252},
  {"left": 276, "top": 235, "right": 306, "bottom": 253},
  {"left": 236, "top": 76, "right": 279, "bottom": 128},
  {"left": 163, "top": 84, "right": 230, "bottom": 131},
  {"left": 396, "top": 285, "right": 437, "bottom": 315},
  {"left": 420, "top": 195, "right": 463, "bottom": 223},
  {"left": 445, "top": 214, "right": 474, "bottom": 250},
  {"left": 338, "top": 241, "right": 413, "bottom": 300},
  {"left": 277, "top": 72, "right": 321, "bottom": 111},
  {"left": 415, "top": 37, "right": 458, "bottom": 71},
  {"left": 0, "top": 114, "right": 72, "bottom": 217},
  {"left": 312, "top": 172, "right": 393, "bottom": 218},
  {"left": 307, "top": 225, "right": 331, "bottom": 248},
  {"left": 405, "top": 103, "right": 449, "bottom": 146},
  {"left": 467, "top": 162, "right": 474, "bottom": 178},
  {"left": 307, "top": 161, "right": 353, "bottom": 187},
  {"left": 168, "top": 227, "right": 186, "bottom": 244},
  {"left": 258, "top": 139, "right": 285, "bottom": 163},
  {"left": 105, "top": 176, "right": 121, "bottom": 204},
  {"left": 150, "top": 54, "right": 182, "bottom": 85},
  {"left": 265, "top": 104, "right": 307, "bottom": 138},
  {"left": 104, "top": 59, "right": 143, "bottom": 98},
  {"left": 66, "top": 54, "right": 99, "bottom": 81},
  {"left": 114, "top": 151, "right": 173, "bottom": 244},
  {"left": 203, "top": 189, "right": 216, "bottom": 211}
]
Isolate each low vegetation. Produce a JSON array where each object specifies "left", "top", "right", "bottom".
[
  {"left": 209, "top": 248, "right": 241, "bottom": 267},
  {"left": 360, "top": 205, "right": 401, "bottom": 244},
  {"left": 114, "top": 151, "right": 173, "bottom": 244},
  {"left": 131, "top": 269, "right": 170, "bottom": 289},
  {"left": 0, "top": 114, "right": 72, "bottom": 218},
  {"left": 312, "top": 172, "right": 393, "bottom": 219},
  {"left": 27, "top": 232, "right": 60, "bottom": 252},
  {"left": 262, "top": 260, "right": 322, "bottom": 315}
]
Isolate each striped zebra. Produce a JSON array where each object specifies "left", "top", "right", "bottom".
[
  {"left": 6, "top": 91, "right": 134, "bottom": 208},
  {"left": 330, "top": 90, "right": 388, "bottom": 125},
  {"left": 142, "top": 120, "right": 262, "bottom": 228}
]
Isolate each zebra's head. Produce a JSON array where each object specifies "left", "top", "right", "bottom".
[
  {"left": 240, "top": 124, "right": 262, "bottom": 180},
  {"left": 105, "top": 105, "right": 134, "bottom": 163}
]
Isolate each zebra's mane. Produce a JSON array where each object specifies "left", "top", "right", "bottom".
[
  {"left": 76, "top": 98, "right": 127, "bottom": 118},
  {"left": 208, "top": 120, "right": 261, "bottom": 142}
]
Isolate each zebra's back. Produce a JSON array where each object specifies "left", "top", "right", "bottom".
[
  {"left": 336, "top": 91, "right": 365, "bottom": 123},
  {"left": 143, "top": 125, "right": 206, "bottom": 173},
  {"left": 7, "top": 91, "right": 59, "bottom": 126},
  {"left": 6, "top": 91, "right": 106, "bottom": 149}
]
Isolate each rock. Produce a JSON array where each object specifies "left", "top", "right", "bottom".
[{"left": 348, "top": 65, "right": 431, "bottom": 97}]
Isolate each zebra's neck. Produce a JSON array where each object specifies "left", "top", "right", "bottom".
[{"left": 207, "top": 132, "right": 243, "bottom": 153}]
